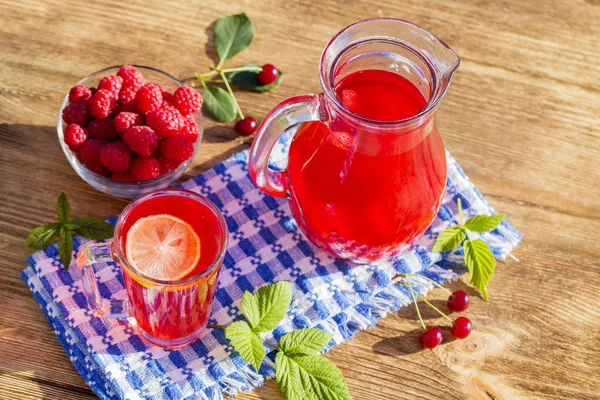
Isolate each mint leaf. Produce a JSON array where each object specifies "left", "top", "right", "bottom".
[
  {"left": 464, "top": 214, "right": 504, "bottom": 232},
  {"left": 56, "top": 192, "right": 70, "bottom": 223},
  {"left": 58, "top": 227, "right": 73, "bottom": 268},
  {"left": 213, "top": 13, "right": 254, "bottom": 62},
  {"left": 464, "top": 239, "right": 495, "bottom": 301},
  {"left": 225, "top": 320, "right": 266, "bottom": 372},
  {"left": 202, "top": 85, "right": 236, "bottom": 122},
  {"left": 250, "top": 281, "right": 293, "bottom": 332},
  {"left": 241, "top": 290, "right": 260, "bottom": 327},
  {"left": 275, "top": 352, "right": 352, "bottom": 400},
  {"left": 432, "top": 226, "right": 466, "bottom": 252},
  {"left": 279, "top": 328, "right": 333, "bottom": 356},
  {"left": 70, "top": 217, "right": 114, "bottom": 240},
  {"left": 26, "top": 222, "right": 62, "bottom": 250},
  {"left": 229, "top": 63, "right": 283, "bottom": 92}
]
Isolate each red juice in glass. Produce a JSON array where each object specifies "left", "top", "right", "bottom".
[{"left": 78, "top": 189, "right": 228, "bottom": 348}]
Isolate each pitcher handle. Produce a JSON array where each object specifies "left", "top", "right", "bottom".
[
  {"left": 76, "top": 240, "right": 129, "bottom": 319},
  {"left": 249, "top": 94, "right": 325, "bottom": 198}
]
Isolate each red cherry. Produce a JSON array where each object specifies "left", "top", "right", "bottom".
[
  {"left": 420, "top": 327, "right": 443, "bottom": 349},
  {"left": 451, "top": 316, "right": 472, "bottom": 339},
  {"left": 234, "top": 116, "right": 257, "bottom": 137},
  {"left": 447, "top": 290, "right": 470, "bottom": 312},
  {"left": 258, "top": 64, "right": 279, "bottom": 85}
]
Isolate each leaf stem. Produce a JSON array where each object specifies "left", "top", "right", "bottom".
[
  {"left": 394, "top": 273, "right": 453, "bottom": 297},
  {"left": 207, "top": 323, "right": 227, "bottom": 330},
  {"left": 220, "top": 70, "right": 244, "bottom": 120},
  {"left": 403, "top": 280, "right": 426, "bottom": 330},
  {"left": 457, "top": 198, "right": 465, "bottom": 226},
  {"left": 420, "top": 298, "right": 454, "bottom": 323},
  {"left": 265, "top": 338, "right": 279, "bottom": 351}
]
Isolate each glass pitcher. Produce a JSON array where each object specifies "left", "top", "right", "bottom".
[{"left": 249, "top": 18, "right": 460, "bottom": 263}]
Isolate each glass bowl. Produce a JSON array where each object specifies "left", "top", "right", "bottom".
[{"left": 57, "top": 66, "right": 203, "bottom": 198}]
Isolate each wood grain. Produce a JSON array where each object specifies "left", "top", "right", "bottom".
[{"left": 1, "top": 0, "right": 599, "bottom": 399}]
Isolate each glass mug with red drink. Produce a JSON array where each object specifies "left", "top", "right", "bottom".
[
  {"left": 249, "top": 18, "right": 460, "bottom": 262},
  {"left": 77, "top": 189, "right": 228, "bottom": 348}
]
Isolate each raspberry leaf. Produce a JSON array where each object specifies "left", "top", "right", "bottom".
[
  {"left": 225, "top": 320, "right": 266, "bottom": 372},
  {"left": 249, "top": 281, "right": 293, "bottom": 332},
  {"left": 241, "top": 290, "right": 260, "bottom": 328},
  {"left": 278, "top": 328, "right": 333, "bottom": 356},
  {"left": 202, "top": 86, "right": 236, "bottom": 122},
  {"left": 229, "top": 63, "right": 283, "bottom": 92},
  {"left": 432, "top": 226, "right": 466, "bottom": 252},
  {"left": 26, "top": 223, "right": 62, "bottom": 250},
  {"left": 275, "top": 352, "right": 352, "bottom": 400},
  {"left": 56, "top": 192, "right": 70, "bottom": 223},
  {"left": 464, "top": 239, "right": 495, "bottom": 301},
  {"left": 464, "top": 214, "right": 504, "bottom": 232},
  {"left": 70, "top": 218, "right": 114, "bottom": 240},
  {"left": 58, "top": 226, "right": 74, "bottom": 269},
  {"left": 213, "top": 13, "right": 254, "bottom": 63}
]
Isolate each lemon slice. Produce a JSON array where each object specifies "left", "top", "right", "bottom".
[{"left": 125, "top": 214, "right": 201, "bottom": 281}]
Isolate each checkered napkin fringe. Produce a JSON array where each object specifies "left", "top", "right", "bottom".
[{"left": 21, "top": 136, "right": 521, "bottom": 400}]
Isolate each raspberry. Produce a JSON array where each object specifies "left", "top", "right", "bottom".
[
  {"left": 119, "top": 99, "right": 139, "bottom": 113},
  {"left": 62, "top": 103, "right": 90, "bottom": 126},
  {"left": 131, "top": 156, "right": 160, "bottom": 181},
  {"left": 110, "top": 171, "right": 137, "bottom": 182},
  {"left": 86, "top": 164, "right": 110, "bottom": 177},
  {"left": 146, "top": 105, "right": 184, "bottom": 138},
  {"left": 123, "top": 126, "right": 158, "bottom": 156},
  {"left": 79, "top": 139, "right": 107, "bottom": 166},
  {"left": 114, "top": 112, "right": 144, "bottom": 135},
  {"left": 173, "top": 86, "right": 202, "bottom": 116},
  {"left": 87, "top": 118, "right": 116, "bottom": 140},
  {"left": 136, "top": 83, "right": 163, "bottom": 114},
  {"left": 100, "top": 141, "right": 132, "bottom": 173},
  {"left": 98, "top": 75, "right": 123, "bottom": 96},
  {"left": 180, "top": 114, "right": 199, "bottom": 143},
  {"left": 160, "top": 135, "right": 194, "bottom": 163},
  {"left": 89, "top": 89, "right": 117, "bottom": 119},
  {"left": 68, "top": 85, "right": 92, "bottom": 103},
  {"left": 117, "top": 65, "right": 144, "bottom": 88},
  {"left": 118, "top": 85, "right": 139, "bottom": 103},
  {"left": 161, "top": 90, "right": 175, "bottom": 106},
  {"left": 64, "top": 124, "right": 88, "bottom": 151},
  {"left": 156, "top": 153, "right": 180, "bottom": 175}
]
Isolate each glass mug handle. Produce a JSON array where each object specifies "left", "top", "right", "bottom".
[
  {"left": 76, "top": 240, "right": 129, "bottom": 319},
  {"left": 249, "top": 94, "right": 325, "bottom": 198}
]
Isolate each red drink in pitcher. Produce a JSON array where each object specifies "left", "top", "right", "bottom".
[
  {"left": 249, "top": 18, "right": 459, "bottom": 262},
  {"left": 78, "top": 189, "right": 228, "bottom": 348},
  {"left": 286, "top": 70, "right": 446, "bottom": 260}
]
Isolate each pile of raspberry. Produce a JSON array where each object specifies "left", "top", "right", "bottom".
[{"left": 62, "top": 65, "right": 203, "bottom": 182}]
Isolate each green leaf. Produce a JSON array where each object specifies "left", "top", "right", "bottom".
[
  {"left": 56, "top": 192, "right": 70, "bottom": 223},
  {"left": 202, "top": 85, "right": 236, "bottom": 122},
  {"left": 69, "top": 217, "right": 114, "bottom": 240},
  {"left": 213, "top": 13, "right": 254, "bottom": 62},
  {"left": 241, "top": 290, "right": 260, "bottom": 327},
  {"left": 25, "top": 222, "right": 62, "bottom": 250},
  {"left": 225, "top": 320, "right": 266, "bottom": 372},
  {"left": 279, "top": 328, "right": 333, "bottom": 356},
  {"left": 250, "top": 281, "right": 293, "bottom": 332},
  {"left": 275, "top": 352, "right": 352, "bottom": 400},
  {"left": 464, "top": 239, "right": 496, "bottom": 301},
  {"left": 432, "top": 226, "right": 466, "bottom": 252},
  {"left": 464, "top": 214, "right": 504, "bottom": 232},
  {"left": 58, "top": 227, "right": 73, "bottom": 268},
  {"left": 229, "top": 63, "right": 283, "bottom": 92}
]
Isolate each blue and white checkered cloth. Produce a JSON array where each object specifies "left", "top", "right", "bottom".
[{"left": 22, "top": 130, "right": 521, "bottom": 399}]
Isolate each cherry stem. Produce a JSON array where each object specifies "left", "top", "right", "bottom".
[
  {"left": 207, "top": 323, "right": 227, "bottom": 330},
  {"left": 221, "top": 66, "right": 262, "bottom": 73},
  {"left": 394, "top": 273, "right": 453, "bottom": 297},
  {"left": 403, "top": 279, "right": 426, "bottom": 330},
  {"left": 219, "top": 70, "right": 244, "bottom": 120},
  {"left": 420, "top": 298, "right": 454, "bottom": 323}
]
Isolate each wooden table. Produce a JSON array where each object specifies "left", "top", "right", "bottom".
[{"left": 1, "top": 0, "right": 599, "bottom": 399}]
